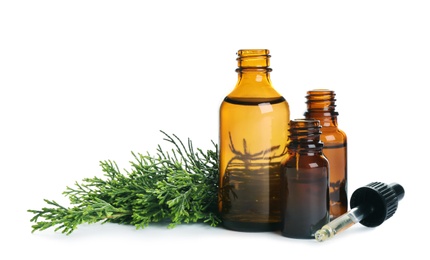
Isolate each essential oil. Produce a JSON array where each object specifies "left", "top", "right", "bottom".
[
  {"left": 304, "top": 89, "right": 348, "bottom": 220},
  {"left": 280, "top": 119, "right": 330, "bottom": 238},
  {"left": 219, "top": 50, "right": 290, "bottom": 232}
]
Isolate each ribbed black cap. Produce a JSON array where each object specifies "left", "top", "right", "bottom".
[{"left": 350, "top": 182, "right": 405, "bottom": 227}]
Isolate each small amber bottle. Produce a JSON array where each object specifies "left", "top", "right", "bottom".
[
  {"left": 219, "top": 49, "right": 290, "bottom": 232},
  {"left": 304, "top": 89, "right": 348, "bottom": 220},
  {"left": 280, "top": 119, "right": 330, "bottom": 239}
]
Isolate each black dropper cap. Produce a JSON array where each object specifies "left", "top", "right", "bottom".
[{"left": 350, "top": 182, "right": 405, "bottom": 227}]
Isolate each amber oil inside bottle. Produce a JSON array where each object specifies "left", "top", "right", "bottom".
[
  {"left": 304, "top": 89, "right": 347, "bottom": 220},
  {"left": 219, "top": 49, "right": 290, "bottom": 232},
  {"left": 281, "top": 119, "right": 330, "bottom": 238}
]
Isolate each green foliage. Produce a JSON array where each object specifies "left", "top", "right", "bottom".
[{"left": 28, "top": 131, "right": 221, "bottom": 235}]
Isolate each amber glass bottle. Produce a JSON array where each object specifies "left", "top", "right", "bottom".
[
  {"left": 280, "top": 119, "right": 330, "bottom": 239},
  {"left": 304, "top": 89, "right": 347, "bottom": 220},
  {"left": 219, "top": 49, "right": 290, "bottom": 232}
]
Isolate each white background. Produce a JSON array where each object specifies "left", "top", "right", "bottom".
[{"left": 1, "top": 0, "right": 427, "bottom": 259}]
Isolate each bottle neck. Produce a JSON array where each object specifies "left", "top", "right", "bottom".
[
  {"left": 228, "top": 49, "right": 280, "bottom": 99},
  {"left": 304, "top": 89, "right": 339, "bottom": 127},
  {"left": 288, "top": 119, "right": 324, "bottom": 155},
  {"left": 236, "top": 49, "right": 271, "bottom": 68},
  {"left": 236, "top": 69, "right": 272, "bottom": 87},
  {"left": 304, "top": 111, "right": 339, "bottom": 127}
]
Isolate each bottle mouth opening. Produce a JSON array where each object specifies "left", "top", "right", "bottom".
[
  {"left": 306, "top": 89, "right": 336, "bottom": 101},
  {"left": 289, "top": 118, "right": 321, "bottom": 127},
  {"left": 236, "top": 49, "right": 271, "bottom": 69},
  {"left": 306, "top": 89, "right": 335, "bottom": 95},
  {"left": 237, "top": 49, "right": 270, "bottom": 57},
  {"left": 289, "top": 119, "right": 322, "bottom": 136}
]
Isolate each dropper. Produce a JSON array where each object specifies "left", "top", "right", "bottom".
[{"left": 315, "top": 182, "right": 405, "bottom": 242}]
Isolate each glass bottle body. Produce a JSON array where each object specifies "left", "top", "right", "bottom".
[
  {"left": 304, "top": 89, "right": 348, "bottom": 220},
  {"left": 219, "top": 49, "right": 290, "bottom": 232},
  {"left": 280, "top": 119, "right": 330, "bottom": 239}
]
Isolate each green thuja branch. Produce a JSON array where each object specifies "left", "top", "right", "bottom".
[{"left": 28, "top": 131, "right": 221, "bottom": 235}]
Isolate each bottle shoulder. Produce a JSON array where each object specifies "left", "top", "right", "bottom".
[
  {"left": 282, "top": 152, "right": 329, "bottom": 167},
  {"left": 320, "top": 128, "right": 347, "bottom": 145},
  {"left": 227, "top": 84, "right": 284, "bottom": 99}
]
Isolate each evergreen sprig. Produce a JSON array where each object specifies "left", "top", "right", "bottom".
[{"left": 28, "top": 131, "right": 221, "bottom": 235}]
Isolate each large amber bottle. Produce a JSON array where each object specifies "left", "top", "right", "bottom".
[
  {"left": 219, "top": 49, "right": 290, "bottom": 232},
  {"left": 304, "top": 89, "right": 348, "bottom": 220}
]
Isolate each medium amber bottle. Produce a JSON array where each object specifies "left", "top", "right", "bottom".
[
  {"left": 219, "top": 49, "right": 290, "bottom": 232},
  {"left": 280, "top": 119, "right": 330, "bottom": 239},
  {"left": 304, "top": 89, "right": 348, "bottom": 220}
]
